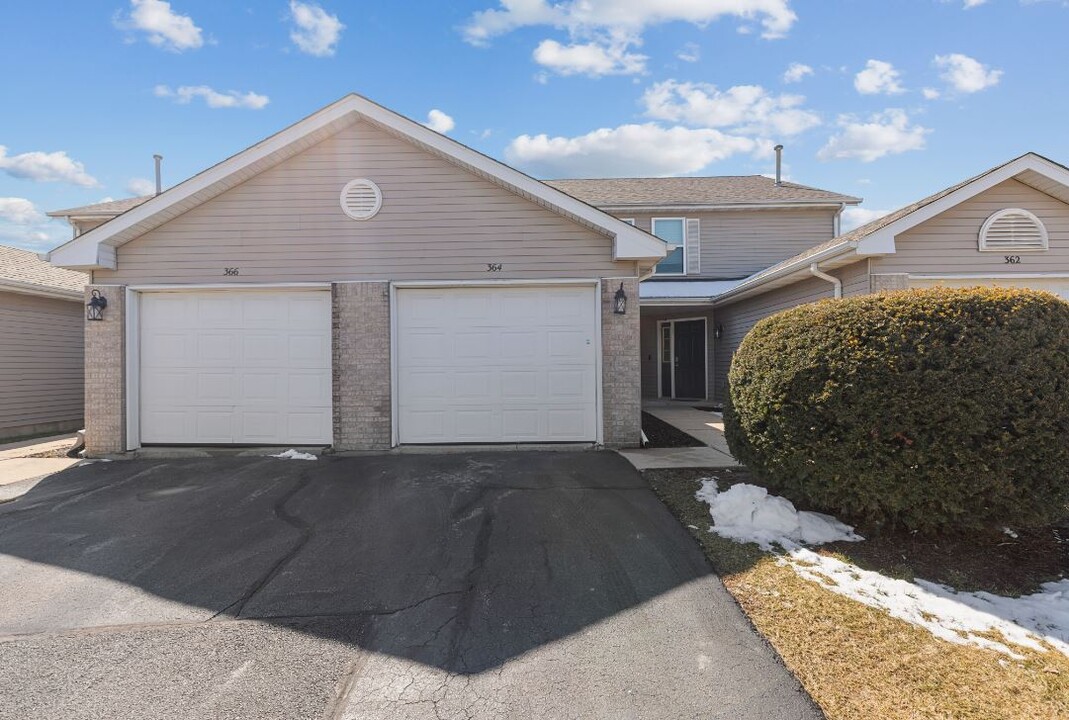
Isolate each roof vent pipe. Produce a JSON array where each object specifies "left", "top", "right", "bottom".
[
  {"left": 774, "top": 144, "right": 784, "bottom": 186},
  {"left": 153, "top": 154, "right": 163, "bottom": 196}
]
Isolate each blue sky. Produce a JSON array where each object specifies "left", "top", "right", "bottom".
[{"left": 2, "top": 0, "right": 1068, "bottom": 251}]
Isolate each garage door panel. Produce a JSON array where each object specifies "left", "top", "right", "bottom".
[
  {"left": 397, "top": 285, "right": 597, "bottom": 444},
  {"left": 140, "top": 290, "right": 332, "bottom": 445}
]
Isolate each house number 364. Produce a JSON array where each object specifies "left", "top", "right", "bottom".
[{"left": 486, "top": 263, "right": 503, "bottom": 272}]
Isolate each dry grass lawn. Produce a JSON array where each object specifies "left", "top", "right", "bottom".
[{"left": 646, "top": 468, "right": 1069, "bottom": 720}]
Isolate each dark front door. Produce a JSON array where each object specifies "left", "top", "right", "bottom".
[{"left": 672, "top": 320, "right": 706, "bottom": 399}]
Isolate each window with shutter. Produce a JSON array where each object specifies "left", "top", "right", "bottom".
[
  {"left": 685, "top": 218, "right": 701, "bottom": 275},
  {"left": 978, "top": 208, "right": 1048, "bottom": 251}
]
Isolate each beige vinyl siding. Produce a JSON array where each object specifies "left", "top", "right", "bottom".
[
  {"left": 625, "top": 208, "right": 837, "bottom": 280},
  {"left": 0, "top": 291, "right": 84, "bottom": 439},
  {"left": 639, "top": 308, "right": 715, "bottom": 399},
  {"left": 94, "top": 121, "right": 631, "bottom": 285},
  {"left": 713, "top": 267, "right": 861, "bottom": 400},
  {"left": 840, "top": 258, "right": 871, "bottom": 297},
  {"left": 872, "top": 179, "right": 1069, "bottom": 275}
]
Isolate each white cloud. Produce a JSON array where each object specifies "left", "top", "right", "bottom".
[
  {"left": 424, "top": 109, "right": 456, "bottom": 134},
  {"left": 842, "top": 206, "right": 893, "bottom": 232},
  {"left": 642, "top": 80, "right": 821, "bottom": 136},
  {"left": 0, "top": 197, "right": 44, "bottom": 225},
  {"left": 922, "top": 87, "right": 942, "bottom": 100},
  {"left": 0, "top": 146, "right": 98, "bottom": 187},
  {"left": 782, "top": 62, "right": 813, "bottom": 83},
  {"left": 462, "top": 1, "right": 796, "bottom": 81},
  {"left": 676, "top": 42, "right": 700, "bottom": 63},
  {"left": 962, "top": 0, "right": 989, "bottom": 7},
  {"left": 934, "top": 53, "right": 1003, "bottom": 93},
  {"left": 126, "top": 177, "right": 156, "bottom": 196},
  {"left": 117, "top": 0, "right": 204, "bottom": 52},
  {"left": 288, "top": 1, "right": 344, "bottom": 57},
  {"left": 0, "top": 197, "right": 66, "bottom": 251},
  {"left": 854, "top": 59, "right": 906, "bottom": 95},
  {"left": 817, "top": 109, "right": 930, "bottom": 162},
  {"left": 154, "top": 85, "right": 270, "bottom": 109},
  {"left": 462, "top": 0, "right": 798, "bottom": 43},
  {"left": 505, "top": 123, "right": 758, "bottom": 177},
  {"left": 533, "top": 38, "right": 647, "bottom": 76}
]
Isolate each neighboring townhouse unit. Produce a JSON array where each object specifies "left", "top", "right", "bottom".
[
  {"left": 0, "top": 245, "right": 88, "bottom": 441},
  {"left": 545, "top": 177, "right": 861, "bottom": 402},
  {"left": 707, "top": 153, "right": 1069, "bottom": 400},
  {"left": 45, "top": 94, "right": 666, "bottom": 455}
]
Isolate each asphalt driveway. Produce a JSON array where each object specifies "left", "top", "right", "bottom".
[{"left": 0, "top": 451, "right": 820, "bottom": 720}]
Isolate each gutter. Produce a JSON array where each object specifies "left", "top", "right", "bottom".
[
  {"left": 594, "top": 201, "right": 859, "bottom": 213},
  {"left": 809, "top": 262, "right": 842, "bottom": 299},
  {"left": 0, "top": 277, "right": 84, "bottom": 302},
  {"left": 711, "top": 240, "right": 856, "bottom": 307}
]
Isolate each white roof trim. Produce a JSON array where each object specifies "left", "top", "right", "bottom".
[
  {"left": 0, "top": 277, "right": 83, "bottom": 301},
  {"left": 47, "top": 94, "right": 665, "bottom": 270},
  {"left": 598, "top": 201, "right": 855, "bottom": 213},
  {"left": 713, "top": 153, "right": 1069, "bottom": 307}
]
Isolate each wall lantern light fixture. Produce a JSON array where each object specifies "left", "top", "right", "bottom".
[
  {"left": 613, "top": 282, "right": 627, "bottom": 315},
  {"left": 86, "top": 289, "right": 107, "bottom": 321},
  {"left": 714, "top": 323, "right": 724, "bottom": 340}
]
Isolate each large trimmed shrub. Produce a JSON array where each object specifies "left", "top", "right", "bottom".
[{"left": 724, "top": 287, "right": 1069, "bottom": 534}]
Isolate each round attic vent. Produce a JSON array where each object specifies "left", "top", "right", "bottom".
[{"left": 340, "top": 179, "right": 382, "bottom": 220}]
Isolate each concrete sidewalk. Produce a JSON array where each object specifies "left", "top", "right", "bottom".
[
  {"left": 620, "top": 403, "right": 740, "bottom": 470},
  {"left": 0, "top": 435, "right": 81, "bottom": 502}
]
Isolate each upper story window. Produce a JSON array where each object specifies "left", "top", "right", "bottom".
[
  {"left": 653, "top": 217, "right": 685, "bottom": 274},
  {"left": 978, "top": 208, "right": 1048, "bottom": 252},
  {"left": 620, "top": 218, "right": 636, "bottom": 226}
]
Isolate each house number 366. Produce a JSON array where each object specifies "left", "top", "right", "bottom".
[{"left": 223, "top": 267, "right": 240, "bottom": 276}]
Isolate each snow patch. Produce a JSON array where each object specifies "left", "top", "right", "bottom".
[
  {"left": 1002, "top": 527, "right": 1019, "bottom": 539},
  {"left": 271, "top": 449, "right": 317, "bottom": 461},
  {"left": 786, "top": 548, "right": 1069, "bottom": 658},
  {"left": 695, "top": 480, "right": 862, "bottom": 550}
]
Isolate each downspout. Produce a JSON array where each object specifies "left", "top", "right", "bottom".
[
  {"left": 833, "top": 202, "right": 845, "bottom": 237},
  {"left": 810, "top": 263, "right": 842, "bottom": 299}
]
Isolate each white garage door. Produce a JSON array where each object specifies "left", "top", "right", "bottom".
[
  {"left": 396, "top": 285, "right": 598, "bottom": 444},
  {"left": 910, "top": 277, "right": 1069, "bottom": 301},
  {"left": 139, "top": 290, "right": 332, "bottom": 445}
]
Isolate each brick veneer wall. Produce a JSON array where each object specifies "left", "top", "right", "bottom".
[
  {"left": 332, "top": 282, "right": 392, "bottom": 450},
  {"left": 84, "top": 285, "right": 125, "bottom": 456},
  {"left": 871, "top": 273, "right": 911, "bottom": 292},
  {"left": 601, "top": 278, "right": 641, "bottom": 448}
]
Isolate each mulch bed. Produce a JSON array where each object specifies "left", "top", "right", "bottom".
[{"left": 641, "top": 412, "right": 704, "bottom": 448}]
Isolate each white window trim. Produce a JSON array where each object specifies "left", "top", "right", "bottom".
[
  {"left": 652, "top": 217, "right": 687, "bottom": 276},
  {"left": 620, "top": 218, "right": 636, "bottom": 226},
  {"left": 978, "top": 208, "right": 1049, "bottom": 253}
]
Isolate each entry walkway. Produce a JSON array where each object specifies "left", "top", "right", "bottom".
[{"left": 618, "top": 401, "right": 740, "bottom": 469}]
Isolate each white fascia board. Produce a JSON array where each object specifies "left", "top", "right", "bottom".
[
  {"left": 596, "top": 201, "right": 854, "bottom": 213},
  {"left": 857, "top": 154, "right": 1069, "bottom": 250},
  {"left": 47, "top": 99, "right": 362, "bottom": 269},
  {"left": 0, "top": 278, "right": 83, "bottom": 301},
  {"left": 640, "top": 297, "right": 716, "bottom": 307},
  {"left": 48, "top": 93, "right": 667, "bottom": 269},
  {"left": 711, "top": 243, "right": 858, "bottom": 307}
]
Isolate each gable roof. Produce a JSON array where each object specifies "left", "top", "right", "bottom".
[
  {"left": 47, "top": 196, "right": 153, "bottom": 219},
  {"left": 0, "top": 244, "right": 87, "bottom": 300},
  {"left": 46, "top": 94, "right": 666, "bottom": 270},
  {"left": 711, "top": 152, "right": 1069, "bottom": 306},
  {"left": 544, "top": 176, "right": 861, "bottom": 209}
]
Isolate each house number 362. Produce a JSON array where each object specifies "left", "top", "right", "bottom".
[{"left": 1004, "top": 256, "right": 1021, "bottom": 264}]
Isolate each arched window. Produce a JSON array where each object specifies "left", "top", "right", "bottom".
[{"left": 978, "top": 208, "right": 1048, "bottom": 252}]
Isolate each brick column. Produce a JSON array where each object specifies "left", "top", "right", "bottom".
[
  {"left": 84, "top": 285, "right": 125, "bottom": 456},
  {"left": 601, "top": 278, "right": 641, "bottom": 448},
  {"left": 332, "top": 282, "right": 392, "bottom": 451}
]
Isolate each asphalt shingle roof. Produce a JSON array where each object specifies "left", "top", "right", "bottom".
[
  {"left": 543, "top": 176, "right": 861, "bottom": 208},
  {"left": 47, "top": 196, "right": 153, "bottom": 217},
  {"left": 0, "top": 244, "right": 87, "bottom": 294}
]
